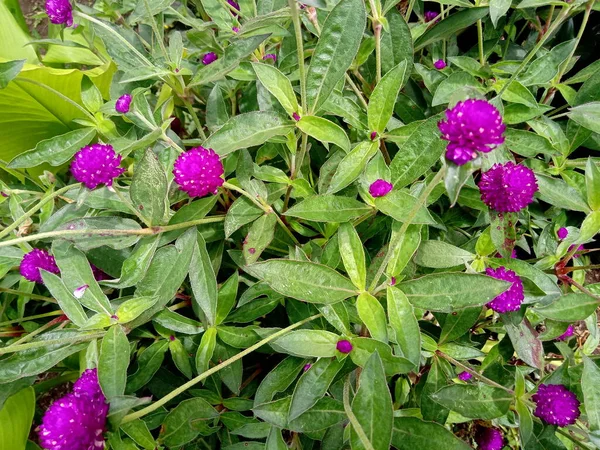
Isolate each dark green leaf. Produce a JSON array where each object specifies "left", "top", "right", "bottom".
[
  {"left": 430, "top": 384, "right": 512, "bottom": 419},
  {"left": 391, "top": 417, "right": 471, "bottom": 450},
  {"left": 99, "top": 325, "right": 130, "bottom": 400},
  {"left": 368, "top": 61, "right": 408, "bottom": 133},
  {"left": 130, "top": 148, "right": 167, "bottom": 226},
  {"left": 387, "top": 287, "right": 420, "bottom": 368}
]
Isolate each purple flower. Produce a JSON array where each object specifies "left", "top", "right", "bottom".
[
  {"left": 45, "top": 0, "right": 73, "bottom": 26},
  {"left": 556, "top": 324, "right": 575, "bottom": 341},
  {"left": 533, "top": 384, "right": 580, "bottom": 427},
  {"left": 71, "top": 144, "right": 125, "bottom": 190},
  {"left": 568, "top": 244, "right": 585, "bottom": 258},
  {"left": 434, "top": 60, "right": 447, "bottom": 70},
  {"left": 476, "top": 428, "right": 504, "bottom": 450},
  {"left": 303, "top": 363, "right": 312, "bottom": 372},
  {"left": 20, "top": 249, "right": 60, "bottom": 283},
  {"left": 91, "top": 265, "right": 109, "bottom": 281},
  {"left": 292, "top": 112, "right": 301, "bottom": 121},
  {"left": 232, "top": 26, "right": 239, "bottom": 33},
  {"left": 390, "top": 276, "right": 396, "bottom": 286},
  {"left": 370, "top": 131, "right": 378, "bottom": 141},
  {"left": 202, "top": 52, "right": 218, "bottom": 65},
  {"left": 458, "top": 371, "right": 473, "bottom": 381},
  {"left": 39, "top": 369, "right": 108, "bottom": 450},
  {"left": 173, "top": 147, "right": 224, "bottom": 198},
  {"left": 485, "top": 266, "right": 524, "bottom": 313},
  {"left": 263, "top": 54, "right": 277, "bottom": 62},
  {"left": 479, "top": 162, "right": 538, "bottom": 212},
  {"left": 369, "top": 179, "right": 393, "bottom": 197},
  {"left": 438, "top": 99, "right": 505, "bottom": 165},
  {"left": 557, "top": 227, "right": 568, "bottom": 240},
  {"left": 336, "top": 339, "right": 353, "bottom": 354},
  {"left": 227, "top": 0, "right": 240, "bottom": 15},
  {"left": 495, "top": 249, "right": 517, "bottom": 258},
  {"left": 115, "top": 94, "right": 132, "bottom": 114},
  {"left": 424, "top": 11, "right": 439, "bottom": 22}
]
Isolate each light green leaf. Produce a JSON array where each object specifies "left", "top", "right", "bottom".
[
  {"left": 284, "top": 195, "right": 373, "bottom": 222},
  {"left": 270, "top": 330, "right": 339, "bottom": 357},
  {"left": 99, "top": 325, "right": 130, "bottom": 400},
  {"left": 374, "top": 190, "right": 436, "bottom": 225},
  {"left": 190, "top": 233, "right": 218, "bottom": 326},
  {"left": 414, "top": 241, "right": 475, "bottom": 268},
  {"left": 297, "top": 115, "right": 350, "bottom": 152},
  {"left": 357, "top": 292, "right": 388, "bottom": 343},
  {"left": 327, "top": 141, "right": 379, "bottom": 194},
  {"left": 338, "top": 222, "right": 366, "bottom": 290},
  {"left": 252, "top": 62, "right": 298, "bottom": 116},
  {"left": 0, "top": 387, "right": 35, "bottom": 450},
  {"left": 430, "top": 384, "right": 512, "bottom": 419},
  {"left": 130, "top": 148, "right": 167, "bottom": 226},
  {"left": 368, "top": 61, "right": 408, "bottom": 133},
  {"left": 387, "top": 287, "right": 420, "bottom": 368}
]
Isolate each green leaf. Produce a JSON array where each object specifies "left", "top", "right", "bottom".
[
  {"left": 206, "top": 85, "right": 230, "bottom": 133},
  {"left": 583, "top": 356, "right": 600, "bottom": 433},
  {"left": 130, "top": 148, "right": 167, "bottom": 226},
  {"left": 535, "top": 174, "right": 591, "bottom": 213},
  {"left": 350, "top": 338, "right": 413, "bottom": 375},
  {"left": 57, "top": 217, "right": 142, "bottom": 251},
  {"left": 386, "top": 223, "right": 422, "bottom": 276},
  {"left": 499, "top": 80, "right": 538, "bottom": 108},
  {"left": 502, "top": 317, "right": 544, "bottom": 370},
  {"left": 80, "top": 75, "right": 103, "bottom": 113},
  {"left": 380, "top": 9, "right": 413, "bottom": 77},
  {"left": 579, "top": 211, "right": 600, "bottom": 242},
  {"left": 504, "top": 128, "right": 558, "bottom": 158},
  {"left": 338, "top": 222, "right": 366, "bottom": 290},
  {"left": 515, "top": 399, "right": 534, "bottom": 445},
  {"left": 327, "top": 141, "right": 379, "bottom": 194},
  {"left": 160, "top": 398, "right": 219, "bottom": 447},
  {"left": 153, "top": 310, "right": 204, "bottom": 334},
  {"left": 244, "top": 259, "right": 357, "bottom": 303},
  {"left": 266, "top": 427, "right": 287, "bottom": 450},
  {"left": 8, "top": 127, "right": 96, "bottom": 169},
  {"left": 368, "top": 61, "right": 408, "bottom": 133},
  {"left": 401, "top": 272, "right": 511, "bottom": 312},
  {"left": 387, "top": 287, "right": 420, "bottom": 368},
  {"left": 421, "top": 358, "right": 450, "bottom": 423},
  {"left": 169, "top": 338, "right": 193, "bottom": 379},
  {"left": 216, "top": 271, "right": 239, "bottom": 325},
  {"left": 414, "top": 241, "right": 474, "bottom": 268},
  {"left": 196, "top": 327, "right": 217, "bottom": 374},
  {"left": 0, "top": 59, "right": 25, "bottom": 89},
  {"left": 374, "top": 190, "right": 436, "bottom": 225},
  {"left": 357, "top": 292, "right": 388, "bottom": 343},
  {"left": 0, "top": 387, "right": 35, "bottom": 450},
  {"left": 439, "top": 307, "right": 481, "bottom": 344},
  {"left": 490, "top": 0, "right": 511, "bottom": 27},
  {"left": 104, "top": 237, "right": 160, "bottom": 289},
  {"left": 389, "top": 115, "right": 446, "bottom": 188},
  {"left": 297, "top": 115, "right": 350, "bottom": 152},
  {"left": 243, "top": 212, "right": 276, "bottom": 265},
  {"left": 568, "top": 102, "right": 600, "bottom": 135},
  {"left": 126, "top": 340, "right": 169, "bottom": 393},
  {"left": 351, "top": 352, "right": 393, "bottom": 450},
  {"left": 225, "top": 196, "right": 263, "bottom": 237},
  {"left": 190, "top": 233, "right": 219, "bottom": 326},
  {"left": 270, "top": 330, "right": 339, "bottom": 357},
  {"left": 121, "top": 419, "right": 156, "bottom": 450},
  {"left": 40, "top": 271, "right": 88, "bottom": 327},
  {"left": 305, "top": 0, "right": 366, "bottom": 113},
  {"left": 191, "top": 35, "right": 270, "bottom": 85},
  {"left": 289, "top": 398, "right": 347, "bottom": 433},
  {"left": 284, "top": 195, "right": 372, "bottom": 222},
  {"left": 586, "top": 158, "right": 600, "bottom": 210},
  {"left": 432, "top": 72, "right": 483, "bottom": 107},
  {"left": 391, "top": 417, "right": 471, "bottom": 450},
  {"left": 254, "top": 356, "right": 306, "bottom": 406},
  {"left": 99, "top": 325, "right": 130, "bottom": 400},
  {"left": 533, "top": 293, "right": 598, "bottom": 322},
  {"left": 252, "top": 62, "right": 298, "bottom": 116},
  {"left": 430, "top": 384, "right": 512, "bottom": 419},
  {"left": 203, "top": 111, "right": 294, "bottom": 157},
  {"left": 519, "top": 40, "right": 576, "bottom": 87},
  {"left": 289, "top": 357, "right": 343, "bottom": 420},
  {"left": 414, "top": 7, "right": 489, "bottom": 51}
]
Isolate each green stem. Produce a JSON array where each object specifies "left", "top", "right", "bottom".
[
  {"left": 496, "top": 5, "right": 572, "bottom": 99},
  {"left": 554, "top": 0, "right": 593, "bottom": 83},
  {"left": 288, "top": 0, "right": 307, "bottom": 113},
  {"left": 0, "top": 310, "right": 63, "bottom": 327},
  {"left": 122, "top": 313, "right": 322, "bottom": 423},
  {"left": 8, "top": 316, "right": 66, "bottom": 347},
  {"left": 182, "top": 97, "right": 208, "bottom": 141},
  {"left": 0, "top": 288, "right": 56, "bottom": 303},
  {"left": 476, "top": 19, "right": 485, "bottom": 65},
  {"left": 0, "top": 332, "right": 105, "bottom": 355},
  {"left": 143, "top": 0, "right": 170, "bottom": 61},
  {"left": 343, "top": 376, "right": 375, "bottom": 450},
  {"left": 437, "top": 351, "right": 514, "bottom": 393},
  {"left": 368, "top": 0, "right": 381, "bottom": 83},
  {"left": 0, "top": 216, "right": 225, "bottom": 249},
  {"left": 368, "top": 168, "right": 445, "bottom": 292},
  {"left": 405, "top": 0, "right": 416, "bottom": 22},
  {"left": 345, "top": 74, "right": 369, "bottom": 110},
  {"left": 0, "top": 184, "right": 80, "bottom": 240}
]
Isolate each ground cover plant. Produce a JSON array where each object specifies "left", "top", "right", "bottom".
[{"left": 0, "top": 0, "right": 600, "bottom": 447}]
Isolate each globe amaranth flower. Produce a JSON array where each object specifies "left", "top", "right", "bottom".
[
  {"left": 434, "top": 60, "right": 447, "bottom": 70},
  {"left": 568, "top": 244, "right": 585, "bottom": 258},
  {"left": 336, "top": 340, "right": 353, "bottom": 354},
  {"left": 263, "top": 54, "right": 277, "bottom": 62},
  {"left": 533, "top": 384, "right": 580, "bottom": 427},
  {"left": 115, "top": 94, "right": 132, "bottom": 114},
  {"left": 424, "top": 11, "right": 438, "bottom": 22},
  {"left": 438, "top": 99, "right": 505, "bottom": 166},
  {"left": 557, "top": 227, "right": 568, "bottom": 240},
  {"left": 202, "top": 52, "right": 218, "bottom": 65},
  {"left": 20, "top": 249, "right": 60, "bottom": 283},
  {"left": 556, "top": 324, "right": 575, "bottom": 341},
  {"left": 45, "top": 0, "right": 73, "bottom": 26},
  {"left": 479, "top": 162, "right": 538, "bottom": 212},
  {"left": 173, "top": 147, "right": 224, "bottom": 198},
  {"left": 369, "top": 179, "right": 393, "bottom": 197},
  {"left": 39, "top": 369, "right": 108, "bottom": 450},
  {"left": 458, "top": 371, "right": 473, "bottom": 381},
  {"left": 485, "top": 266, "right": 524, "bottom": 313},
  {"left": 71, "top": 144, "right": 125, "bottom": 190},
  {"left": 227, "top": 0, "right": 240, "bottom": 14},
  {"left": 476, "top": 428, "right": 504, "bottom": 450}
]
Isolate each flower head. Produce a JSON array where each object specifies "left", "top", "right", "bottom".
[
  {"left": 227, "top": 0, "right": 240, "bottom": 14},
  {"left": 476, "top": 428, "right": 504, "bottom": 450},
  {"left": 557, "top": 227, "right": 568, "bottom": 240},
  {"left": 458, "top": 371, "right": 473, "bottom": 381},
  {"left": 556, "top": 324, "right": 575, "bottom": 341},
  {"left": 479, "top": 162, "right": 538, "bottom": 212},
  {"left": 434, "top": 60, "right": 447, "bottom": 70},
  {"left": 533, "top": 384, "right": 580, "bottom": 427},
  {"left": 115, "top": 94, "right": 132, "bottom": 114},
  {"left": 263, "top": 53, "right": 277, "bottom": 62},
  {"left": 20, "top": 249, "right": 60, "bottom": 283},
  {"left": 424, "top": 11, "right": 439, "bottom": 22},
  {"left": 568, "top": 244, "right": 585, "bottom": 258},
  {"left": 485, "top": 266, "right": 524, "bottom": 313},
  {"left": 173, "top": 147, "right": 224, "bottom": 198},
  {"left": 71, "top": 144, "right": 125, "bottom": 190},
  {"left": 45, "top": 0, "right": 73, "bottom": 26},
  {"left": 202, "top": 52, "right": 218, "bottom": 65},
  {"left": 39, "top": 369, "right": 108, "bottom": 450},
  {"left": 369, "top": 179, "right": 393, "bottom": 197},
  {"left": 336, "top": 339, "right": 353, "bottom": 354},
  {"left": 438, "top": 99, "right": 505, "bottom": 165}
]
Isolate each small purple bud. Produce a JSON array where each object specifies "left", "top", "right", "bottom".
[
  {"left": 370, "top": 131, "right": 377, "bottom": 141},
  {"left": 292, "top": 112, "right": 301, "bottom": 121},
  {"left": 227, "top": 0, "right": 240, "bottom": 12},
  {"left": 1, "top": 191, "right": 8, "bottom": 197},
  {"left": 369, "top": 179, "right": 393, "bottom": 198},
  {"left": 434, "top": 59, "right": 447, "bottom": 70},
  {"left": 73, "top": 284, "right": 89, "bottom": 299},
  {"left": 110, "top": 314, "right": 119, "bottom": 320},
  {"left": 568, "top": 244, "right": 585, "bottom": 258},
  {"left": 303, "top": 363, "right": 312, "bottom": 372},
  {"left": 390, "top": 277, "right": 396, "bottom": 286},
  {"left": 458, "top": 371, "right": 473, "bottom": 381},
  {"left": 115, "top": 94, "right": 132, "bottom": 114},
  {"left": 336, "top": 339, "right": 353, "bottom": 354},
  {"left": 202, "top": 52, "right": 218, "bottom": 65},
  {"left": 557, "top": 227, "right": 568, "bottom": 240},
  {"left": 424, "top": 11, "right": 438, "bottom": 22},
  {"left": 169, "top": 335, "right": 176, "bottom": 341},
  {"left": 263, "top": 53, "right": 277, "bottom": 62},
  {"left": 556, "top": 325, "right": 575, "bottom": 341},
  {"left": 232, "top": 26, "right": 239, "bottom": 33}
]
